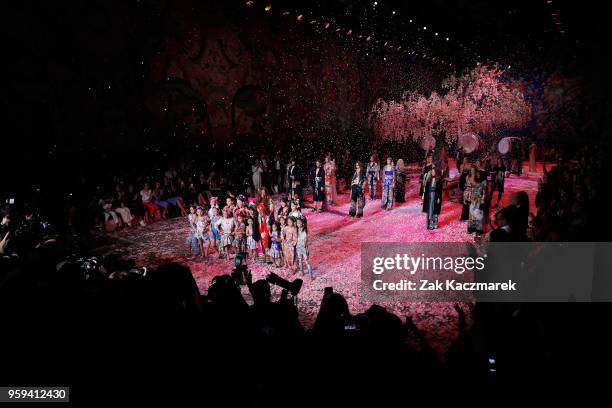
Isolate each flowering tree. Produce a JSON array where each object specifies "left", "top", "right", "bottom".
[{"left": 369, "top": 65, "right": 532, "bottom": 145}]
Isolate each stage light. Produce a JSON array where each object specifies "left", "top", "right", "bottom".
[
  {"left": 446, "top": 37, "right": 449, "bottom": 41},
  {"left": 423, "top": 26, "right": 427, "bottom": 30},
  {"left": 409, "top": 19, "right": 413, "bottom": 23},
  {"left": 392, "top": 11, "right": 396, "bottom": 15},
  {"left": 435, "top": 32, "right": 438, "bottom": 36},
  {"left": 373, "top": 1, "right": 378, "bottom": 6}
]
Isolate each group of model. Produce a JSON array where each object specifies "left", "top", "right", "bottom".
[
  {"left": 346, "top": 153, "right": 507, "bottom": 232},
  {"left": 346, "top": 154, "right": 441, "bottom": 227}
]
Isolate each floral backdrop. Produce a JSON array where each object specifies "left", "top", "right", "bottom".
[
  {"left": 368, "top": 64, "right": 586, "bottom": 153},
  {"left": 369, "top": 65, "right": 533, "bottom": 146}
]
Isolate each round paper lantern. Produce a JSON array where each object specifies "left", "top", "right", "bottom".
[
  {"left": 498, "top": 137, "right": 522, "bottom": 154},
  {"left": 420, "top": 135, "right": 436, "bottom": 151},
  {"left": 458, "top": 133, "right": 481, "bottom": 153}
]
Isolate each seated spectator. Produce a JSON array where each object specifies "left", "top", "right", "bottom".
[
  {"left": 113, "top": 185, "right": 134, "bottom": 227},
  {"left": 140, "top": 183, "right": 160, "bottom": 224},
  {"left": 153, "top": 181, "right": 170, "bottom": 219},
  {"left": 163, "top": 178, "right": 188, "bottom": 217},
  {"left": 126, "top": 184, "right": 146, "bottom": 227},
  {"left": 100, "top": 196, "right": 123, "bottom": 232}
]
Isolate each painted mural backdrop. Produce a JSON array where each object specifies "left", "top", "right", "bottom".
[{"left": 145, "top": 2, "right": 363, "bottom": 141}]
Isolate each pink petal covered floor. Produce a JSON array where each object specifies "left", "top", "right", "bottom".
[{"left": 94, "top": 166, "right": 541, "bottom": 354}]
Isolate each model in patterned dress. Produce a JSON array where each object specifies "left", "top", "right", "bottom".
[
  {"left": 349, "top": 162, "right": 367, "bottom": 218},
  {"left": 218, "top": 208, "right": 234, "bottom": 259},
  {"left": 381, "top": 157, "right": 396, "bottom": 210},
  {"left": 233, "top": 214, "right": 247, "bottom": 253},
  {"left": 246, "top": 218, "right": 258, "bottom": 261},
  {"left": 467, "top": 170, "right": 487, "bottom": 235},
  {"left": 186, "top": 205, "right": 199, "bottom": 257},
  {"left": 269, "top": 223, "right": 283, "bottom": 267},
  {"left": 324, "top": 154, "right": 337, "bottom": 206},
  {"left": 282, "top": 216, "right": 298, "bottom": 272},
  {"left": 295, "top": 217, "right": 313, "bottom": 277},
  {"left": 194, "top": 206, "right": 211, "bottom": 259},
  {"left": 366, "top": 155, "right": 380, "bottom": 200}
]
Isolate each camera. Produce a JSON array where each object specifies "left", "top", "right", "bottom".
[
  {"left": 128, "top": 267, "right": 148, "bottom": 277},
  {"left": 56, "top": 255, "right": 109, "bottom": 282},
  {"left": 232, "top": 251, "right": 249, "bottom": 285},
  {"left": 266, "top": 272, "right": 303, "bottom": 297}
]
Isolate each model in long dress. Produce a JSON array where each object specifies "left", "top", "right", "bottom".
[
  {"left": 366, "top": 155, "right": 380, "bottom": 200},
  {"left": 394, "top": 159, "right": 406, "bottom": 203},
  {"left": 467, "top": 171, "right": 487, "bottom": 235},
  {"left": 349, "top": 162, "right": 367, "bottom": 217},
  {"left": 422, "top": 169, "right": 443, "bottom": 229},
  {"left": 282, "top": 217, "right": 298, "bottom": 272},
  {"left": 252, "top": 160, "right": 264, "bottom": 192},
  {"left": 310, "top": 160, "right": 326, "bottom": 212},
  {"left": 419, "top": 155, "right": 435, "bottom": 198},
  {"left": 381, "top": 158, "right": 396, "bottom": 210},
  {"left": 323, "top": 155, "right": 337, "bottom": 205}
]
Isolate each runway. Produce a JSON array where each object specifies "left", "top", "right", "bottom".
[{"left": 94, "top": 164, "right": 541, "bottom": 353}]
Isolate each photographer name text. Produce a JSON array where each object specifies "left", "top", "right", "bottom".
[{"left": 372, "top": 279, "right": 517, "bottom": 292}]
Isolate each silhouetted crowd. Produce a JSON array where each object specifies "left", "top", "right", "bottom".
[{"left": 2, "top": 220, "right": 608, "bottom": 403}]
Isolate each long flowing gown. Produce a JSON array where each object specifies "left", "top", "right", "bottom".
[
  {"left": 423, "top": 177, "right": 442, "bottom": 229},
  {"left": 381, "top": 165, "right": 396, "bottom": 209},
  {"left": 252, "top": 165, "right": 263, "bottom": 192},
  {"left": 467, "top": 180, "right": 486, "bottom": 233},
  {"left": 324, "top": 160, "right": 337, "bottom": 205},
  {"left": 395, "top": 170, "right": 406, "bottom": 202}
]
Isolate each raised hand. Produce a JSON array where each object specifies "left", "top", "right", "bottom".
[{"left": 0, "top": 231, "right": 9, "bottom": 255}]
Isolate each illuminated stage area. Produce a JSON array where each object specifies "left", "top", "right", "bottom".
[
  {"left": 4, "top": 0, "right": 610, "bottom": 400},
  {"left": 94, "top": 163, "right": 541, "bottom": 352}
]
